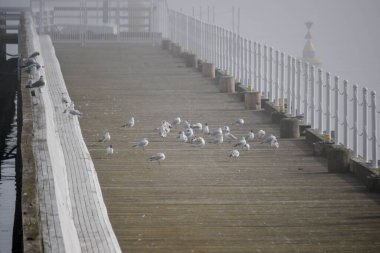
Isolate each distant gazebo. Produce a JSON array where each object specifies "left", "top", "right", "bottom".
[{"left": 302, "top": 21, "right": 322, "bottom": 67}]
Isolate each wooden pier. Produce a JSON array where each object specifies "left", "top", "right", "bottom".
[{"left": 52, "top": 42, "right": 380, "bottom": 253}]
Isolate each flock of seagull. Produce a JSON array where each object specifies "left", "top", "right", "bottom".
[
  {"left": 23, "top": 51, "right": 280, "bottom": 166},
  {"left": 97, "top": 115, "right": 280, "bottom": 165}
]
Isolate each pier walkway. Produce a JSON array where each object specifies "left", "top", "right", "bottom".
[{"left": 53, "top": 42, "right": 380, "bottom": 252}]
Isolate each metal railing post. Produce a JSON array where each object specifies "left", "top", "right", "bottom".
[
  {"left": 244, "top": 38, "right": 248, "bottom": 86},
  {"left": 343, "top": 80, "right": 349, "bottom": 148},
  {"left": 248, "top": 40, "right": 252, "bottom": 89},
  {"left": 370, "top": 91, "right": 378, "bottom": 168},
  {"left": 269, "top": 47, "right": 273, "bottom": 101},
  {"left": 353, "top": 85, "right": 359, "bottom": 157},
  {"left": 253, "top": 42, "right": 257, "bottom": 90},
  {"left": 296, "top": 60, "right": 301, "bottom": 116},
  {"left": 303, "top": 62, "right": 309, "bottom": 125},
  {"left": 275, "top": 50, "right": 279, "bottom": 106},
  {"left": 310, "top": 65, "right": 315, "bottom": 128},
  {"left": 258, "top": 43, "right": 262, "bottom": 93},
  {"left": 286, "top": 55, "right": 292, "bottom": 115},
  {"left": 334, "top": 76, "right": 340, "bottom": 144},
  {"left": 263, "top": 45, "right": 268, "bottom": 98},
  {"left": 280, "top": 53, "right": 285, "bottom": 112},
  {"left": 291, "top": 57, "right": 296, "bottom": 117},
  {"left": 363, "top": 88, "right": 368, "bottom": 162},
  {"left": 326, "top": 72, "right": 331, "bottom": 141},
  {"left": 318, "top": 68, "right": 323, "bottom": 134}
]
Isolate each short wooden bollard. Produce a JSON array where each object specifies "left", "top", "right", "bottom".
[
  {"left": 244, "top": 91, "right": 261, "bottom": 110},
  {"left": 219, "top": 75, "right": 234, "bottom": 93},
  {"left": 197, "top": 60, "right": 203, "bottom": 72},
  {"left": 185, "top": 53, "right": 197, "bottom": 68},
  {"left": 271, "top": 111, "right": 286, "bottom": 124},
  {"left": 202, "top": 62, "right": 215, "bottom": 79},
  {"left": 280, "top": 118, "right": 300, "bottom": 138},
  {"left": 161, "top": 39, "right": 170, "bottom": 50},
  {"left": 328, "top": 145, "right": 351, "bottom": 173}
]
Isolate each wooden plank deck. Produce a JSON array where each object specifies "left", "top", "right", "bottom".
[{"left": 55, "top": 42, "right": 380, "bottom": 253}]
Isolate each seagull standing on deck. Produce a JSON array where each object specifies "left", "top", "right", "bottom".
[
  {"left": 202, "top": 123, "right": 210, "bottom": 135},
  {"left": 122, "top": 117, "right": 135, "bottom": 128},
  {"left": 172, "top": 117, "right": 181, "bottom": 128},
  {"left": 191, "top": 137, "right": 205, "bottom": 147},
  {"left": 245, "top": 130, "right": 255, "bottom": 142},
  {"left": 99, "top": 132, "right": 111, "bottom": 142},
  {"left": 257, "top": 129, "right": 266, "bottom": 139},
  {"left": 149, "top": 152, "right": 166, "bottom": 165},
  {"left": 235, "top": 118, "right": 245, "bottom": 126},
  {"left": 234, "top": 137, "right": 247, "bottom": 148},
  {"left": 106, "top": 145, "right": 114, "bottom": 156},
  {"left": 178, "top": 131, "right": 188, "bottom": 142},
  {"left": 133, "top": 138, "right": 149, "bottom": 150},
  {"left": 229, "top": 149, "right": 240, "bottom": 159}
]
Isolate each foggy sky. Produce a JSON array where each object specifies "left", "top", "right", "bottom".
[{"left": 167, "top": 0, "right": 380, "bottom": 92}]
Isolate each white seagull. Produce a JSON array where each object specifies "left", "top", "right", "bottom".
[
  {"left": 242, "top": 143, "right": 250, "bottom": 151},
  {"left": 234, "top": 137, "right": 247, "bottom": 148},
  {"left": 99, "top": 132, "right": 111, "bottom": 142},
  {"left": 191, "top": 137, "right": 206, "bottom": 147},
  {"left": 106, "top": 145, "right": 114, "bottom": 155},
  {"left": 229, "top": 149, "right": 240, "bottom": 159},
  {"left": 172, "top": 117, "right": 181, "bottom": 127},
  {"left": 261, "top": 134, "right": 277, "bottom": 144},
  {"left": 202, "top": 123, "right": 210, "bottom": 135},
  {"left": 149, "top": 152, "right": 166, "bottom": 165},
  {"left": 257, "top": 129, "right": 266, "bottom": 139},
  {"left": 222, "top": 125, "right": 230, "bottom": 133},
  {"left": 191, "top": 123, "right": 203, "bottom": 131},
  {"left": 210, "top": 134, "right": 223, "bottom": 144},
  {"left": 122, "top": 117, "right": 135, "bottom": 128},
  {"left": 184, "top": 128, "right": 194, "bottom": 138},
  {"left": 211, "top": 127, "right": 223, "bottom": 137},
  {"left": 235, "top": 118, "right": 245, "bottom": 125},
  {"left": 25, "top": 75, "right": 45, "bottom": 88},
  {"left": 245, "top": 130, "right": 255, "bottom": 142},
  {"left": 224, "top": 131, "right": 238, "bottom": 142},
  {"left": 271, "top": 139, "right": 280, "bottom": 148},
  {"left": 178, "top": 131, "right": 188, "bottom": 142},
  {"left": 133, "top": 138, "right": 149, "bottom": 150}
]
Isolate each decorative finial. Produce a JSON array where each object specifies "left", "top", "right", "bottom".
[{"left": 305, "top": 21, "right": 313, "bottom": 39}]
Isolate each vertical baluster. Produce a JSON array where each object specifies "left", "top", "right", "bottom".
[
  {"left": 303, "top": 63, "right": 309, "bottom": 125},
  {"left": 343, "top": 80, "right": 349, "bottom": 148},
  {"left": 353, "top": 85, "right": 359, "bottom": 157},
  {"left": 318, "top": 68, "right": 323, "bottom": 134},
  {"left": 244, "top": 38, "right": 248, "bottom": 86},
  {"left": 296, "top": 60, "right": 301, "bottom": 116},
  {"left": 326, "top": 72, "right": 331, "bottom": 141},
  {"left": 263, "top": 45, "right": 268, "bottom": 99},
  {"left": 363, "top": 88, "right": 368, "bottom": 162},
  {"left": 275, "top": 50, "right": 279, "bottom": 106},
  {"left": 334, "top": 76, "right": 340, "bottom": 144},
  {"left": 370, "top": 91, "right": 378, "bottom": 168},
  {"left": 233, "top": 33, "right": 237, "bottom": 77},
  {"left": 269, "top": 48, "right": 273, "bottom": 102},
  {"left": 310, "top": 65, "right": 315, "bottom": 128},
  {"left": 258, "top": 43, "right": 262, "bottom": 93},
  {"left": 253, "top": 42, "right": 257, "bottom": 91},
  {"left": 291, "top": 57, "right": 296, "bottom": 117},
  {"left": 240, "top": 37, "right": 244, "bottom": 84},
  {"left": 286, "top": 55, "right": 292, "bottom": 115},
  {"left": 280, "top": 53, "right": 285, "bottom": 111},
  {"left": 229, "top": 31, "right": 233, "bottom": 75},
  {"left": 248, "top": 40, "right": 252, "bottom": 89}
]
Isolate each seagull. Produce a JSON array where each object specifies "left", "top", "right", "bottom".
[
  {"left": 224, "top": 131, "right": 238, "bottom": 142},
  {"left": 245, "top": 130, "right": 255, "bottom": 142},
  {"left": 202, "top": 123, "right": 210, "bottom": 135},
  {"left": 178, "top": 131, "right": 188, "bottom": 142},
  {"left": 106, "top": 145, "right": 114, "bottom": 155},
  {"left": 271, "top": 139, "right": 279, "bottom": 148},
  {"left": 183, "top": 120, "right": 191, "bottom": 129},
  {"left": 184, "top": 127, "right": 194, "bottom": 138},
  {"left": 191, "top": 137, "right": 205, "bottom": 147},
  {"left": 222, "top": 125, "right": 230, "bottom": 133},
  {"left": 61, "top": 94, "right": 70, "bottom": 104},
  {"left": 99, "top": 132, "right": 111, "bottom": 142},
  {"left": 25, "top": 62, "right": 41, "bottom": 73},
  {"left": 133, "top": 138, "right": 149, "bottom": 150},
  {"left": 63, "top": 102, "right": 82, "bottom": 117},
  {"left": 234, "top": 137, "right": 247, "bottom": 148},
  {"left": 28, "top": 51, "right": 40, "bottom": 59},
  {"left": 159, "top": 125, "right": 169, "bottom": 138},
  {"left": 229, "top": 149, "right": 240, "bottom": 159},
  {"left": 242, "top": 143, "right": 250, "bottom": 151},
  {"left": 172, "top": 117, "right": 181, "bottom": 127},
  {"left": 149, "top": 152, "right": 166, "bottom": 165},
  {"left": 25, "top": 75, "right": 45, "bottom": 88},
  {"left": 210, "top": 134, "right": 223, "bottom": 144},
  {"left": 122, "top": 117, "right": 135, "bottom": 128},
  {"left": 257, "top": 129, "right": 266, "bottom": 139},
  {"left": 235, "top": 118, "right": 245, "bottom": 125},
  {"left": 191, "top": 123, "right": 203, "bottom": 131},
  {"left": 211, "top": 127, "right": 223, "bottom": 137},
  {"left": 261, "top": 134, "right": 277, "bottom": 144}
]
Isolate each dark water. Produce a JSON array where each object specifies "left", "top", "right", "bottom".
[{"left": 0, "top": 95, "right": 17, "bottom": 253}]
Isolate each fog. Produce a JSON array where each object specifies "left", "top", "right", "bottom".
[{"left": 168, "top": 0, "right": 380, "bottom": 93}]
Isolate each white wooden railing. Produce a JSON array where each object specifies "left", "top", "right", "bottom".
[{"left": 164, "top": 8, "right": 379, "bottom": 169}]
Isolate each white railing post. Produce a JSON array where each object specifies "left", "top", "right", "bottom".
[
  {"left": 263, "top": 45, "right": 268, "bottom": 98},
  {"left": 248, "top": 40, "right": 252, "bottom": 89},
  {"left": 326, "top": 72, "right": 331, "bottom": 141},
  {"left": 343, "top": 80, "right": 349, "bottom": 148},
  {"left": 334, "top": 76, "right": 340, "bottom": 144},
  {"left": 286, "top": 55, "right": 291, "bottom": 115},
  {"left": 244, "top": 38, "right": 248, "bottom": 86},
  {"left": 353, "top": 85, "right": 359, "bottom": 157},
  {"left": 296, "top": 60, "right": 301, "bottom": 116},
  {"left": 318, "top": 68, "right": 323, "bottom": 134},
  {"left": 280, "top": 53, "right": 285, "bottom": 112},
  {"left": 310, "top": 65, "right": 315, "bottom": 128},
  {"left": 363, "top": 88, "right": 368, "bottom": 162},
  {"left": 253, "top": 42, "right": 257, "bottom": 90},
  {"left": 275, "top": 50, "right": 279, "bottom": 106},
  {"left": 240, "top": 37, "right": 244, "bottom": 84},
  {"left": 303, "top": 62, "right": 309, "bottom": 125},
  {"left": 233, "top": 33, "right": 237, "bottom": 77},
  {"left": 269, "top": 47, "right": 273, "bottom": 101},
  {"left": 258, "top": 43, "right": 262, "bottom": 93},
  {"left": 229, "top": 31, "right": 233, "bottom": 75},
  {"left": 370, "top": 91, "right": 378, "bottom": 168},
  {"left": 291, "top": 57, "right": 296, "bottom": 117}
]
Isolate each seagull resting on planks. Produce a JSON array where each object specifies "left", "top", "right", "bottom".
[
  {"left": 234, "top": 137, "right": 247, "bottom": 148},
  {"left": 202, "top": 123, "right": 210, "bottom": 135},
  {"left": 229, "top": 149, "right": 240, "bottom": 159},
  {"left": 245, "top": 130, "right": 255, "bottom": 142},
  {"left": 257, "top": 129, "right": 266, "bottom": 139},
  {"left": 122, "top": 117, "right": 135, "bottom": 128},
  {"left": 242, "top": 143, "right": 250, "bottom": 151},
  {"left": 149, "top": 152, "right": 166, "bottom": 165},
  {"left": 106, "top": 145, "right": 114, "bottom": 155},
  {"left": 235, "top": 118, "right": 245, "bottom": 126},
  {"left": 99, "top": 132, "right": 111, "bottom": 142},
  {"left": 191, "top": 137, "right": 205, "bottom": 147},
  {"left": 178, "top": 131, "right": 188, "bottom": 142},
  {"left": 133, "top": 138, "right": 149, "bottom": 150},
  {"left": 171, "top": 117, "right": 181, "bottom": 127}
]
